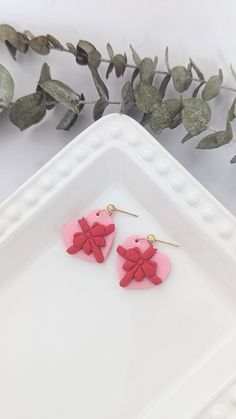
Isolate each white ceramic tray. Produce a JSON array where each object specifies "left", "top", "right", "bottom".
[{"left": 0, "top": 114, "right": 236, "bottom": 419}]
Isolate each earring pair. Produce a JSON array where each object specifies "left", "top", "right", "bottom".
[{"left": 61, "top": 204, "right": 179, "bottom": 290}]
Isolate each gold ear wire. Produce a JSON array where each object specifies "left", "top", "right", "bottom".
[
  {"left": 106, "top": 204, "right": 138, "bottom": 217},
  {"left": 137, "top": 234, "right": 179, "bottom": 247},
  {"left": 96, "top": 204, "right": 138, "bottom": 217}
]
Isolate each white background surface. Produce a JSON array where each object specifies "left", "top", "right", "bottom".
[{"left": 0, "top": 0, "right": 236, "bottom": 214}]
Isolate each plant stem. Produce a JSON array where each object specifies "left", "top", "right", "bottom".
[{"left": 78, "top": 100, "right": 121, "bottom": 105}]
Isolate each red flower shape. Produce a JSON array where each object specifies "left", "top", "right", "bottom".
[
  {"left": 117, "top": 245, "right": 162, "bottom": 287},
  {"left": 67, "top": 217, "right": 115, "bottom": 263}
]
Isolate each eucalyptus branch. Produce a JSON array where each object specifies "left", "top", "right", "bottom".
[{"left": 0, "top": 23, "right": 236, "bottom": 163}]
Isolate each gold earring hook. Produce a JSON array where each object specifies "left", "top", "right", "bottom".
[
  {"left": 96, "top": 204, "right": 138, "bottom": 217},
  {"left": 138, "top": 233, "right": 179, "bottom": 247},
  {"left": 106, "top": 204, "right": 138, "bottom": 217}
]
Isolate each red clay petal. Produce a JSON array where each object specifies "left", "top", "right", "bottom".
[
  {"left": 123, "top": 260, "right": 136, "bottom": 271},
  {"left": 125, "top": 248, "right": 140, "bottom": 262},
  {"left": 142, "top": 261, "right": 157, "bottom": 277},
  {"left": 93, "top": 236, "right": 106, "bottom": 247}
]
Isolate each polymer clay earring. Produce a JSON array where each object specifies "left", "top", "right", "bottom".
[
  {"left": 116, "top": 234, "right": 179, "bottom": 289},
  {"left": 62, "top": 204, "right": 138, "bottom": 263}
]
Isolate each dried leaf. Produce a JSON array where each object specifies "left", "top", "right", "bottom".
[
  {"left": 10, "top": 91, "right": 46, "bottom": 130},
  {"left": 131, "top": 67, "right": 139, "bottom": 87},
  {"left": 182, "top": 97, "right": 211, "bottom": 136},
  {"left": 106, "top": 43, "right": 114, "bottom": 60},
  {"left": 171, "top": 66, "right": 192, "bottom": 93},
  {"left": 192, "top": 82, "right": 205, "bottom": 97},
  {"left": 93, "top": 97, "right": 108, "bottom": 120},
  {"left": 149, "top": 99, "right": 182, "bottom": 133},
  {"left": 230, "top": 155, "right": 236, "bottom": 163},
  {"left": 89, "top": 65, "right": 109, "bottom": 99},
  {"left": 134, "top": 81, "right": 161, "bottom": 113},
  {"left": 202, "top": 69, "right": 223, "bottom": 101},
  {"left": 196, "top": 130, "right": 232, "bottom": 149},
  {"left": 56, "top": 109, "right": 78, "bottom": 131},
  {"left": 88, "top": 50, "right": 101, "bottom": 69},
  {"left": 165, "top": 47, "right": 171, "bottom": 72},
  {"left": 30, "top": 36, "right": 50, "bottom": 55},
  {"left": 113, "top": 54, "right": 127, "bottom": 77},
  {"left": 130, "top": 45, "right": 141, "bottom": 67},
  {"left": 159, "top": 74, "right": 171, "bottom": 99},
  {"left": 47, "top": 34, "right": 63, "bottom": 50},
  {"left": 121, "top": 81, "right": 134, "bottom": 114},
  {"left": 40, "top": 79, "right": 81, "bottom": 113},
  {"left": 140, "top": 58, "right": 155, "bottom": 84},
  {"left": 190, "top": 58, "right": 204, "bottom": 80},
  {"left": 0, "top": 64, "right": 14, "bottom": 107},
  {"left": 106, "top": 62, "right": 114, "bottom": 79}
]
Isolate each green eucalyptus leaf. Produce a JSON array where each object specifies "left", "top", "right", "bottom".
[
  {"left": 196, "top": 130, "right": 232, "bottom": 149},
  {"left": 47, "top": 34, "right": 63, "bottom": 50},
  {"left": 182, "top": 97, "right": 211, "bottom": 136},
  {"left": 10, "top": 91, "right": 46, "bottom": 131},
  {"left": 202, "top": 69, "right": 223, "bottom": 101},
  {"left": 230, "top": 64, "right": 236, "bottom": 83},
  {"left": 56, "top": 109, "right": 78, "bottom": 131},
  {"left": 40, "top": 79, "right": 81, "bottom": 113},
  {"left": 130, "top": 45, "right": 141, "bottom": 67},
  {"left": 0, "top": 64, "right": 14, "bottom": 107},
  {"left": 30, "top": 36, "right": 50, "bottom": 55},
  {"left": 171, "top": 66, "right": 192, "bottom": 93},
  {"left": 192, "top": 82, "right": 205, "bottom": 97},
  {"left": 228, "top": 98, "right": 236, "bottom": 122},
  {"left": 77, "top": 40, "right": 96, "bottom": 55},
  {"left": 5, "top": 40, "right": 17, "bottom": 60},
  {"left": 37, "top": 63, "right": 57, "bottom": 110},
  {"left": 89, "top": 65, "right": 109, "bottom": 99},
  {"left": 170, "top": 112, "right": 182, "bottom": 129},
  {"left": 93, "top": 97, "right": 108, "bottom": 120},
  {"left": 66, "top": 42, "right": 77, "bottom": 56},
  {"left": 190, "top": 58, "right": 204, "bottom": 80},
  {"left": 131, "top": 67, "right": 140, "bottom": 87},
  {"left": 106, "top": 62, "right": 114, "bottom": 79},
  {"left": 230, "top": 155, "right": 236, "bottom": 163},
  {"left": 106, "top": 43, "right": 114, "bottom": 60},
  {"left": 88, "top": 50, "right": 101, "bottom": 69},
  {"left": 0, "top": 24, "right": 16, "bottom": 41},
  {"left": 181, "top": 132, "right": 193, "bottom": 143},
  {"left": 159, "top": 74, "right": 171, "bottom": 99},
  {"left": 134, "top": 81, "right": 161, "bottom": 113},
  {"left": 121, "top": 81, "right": 135, "bottom": 114},
  {"left": 140, "top": 58, "right": 155, "bottom": 84},
  {"left": 113, "top": 54, "right": 127, "bottom": 77},
  {"left": 149, "top": 99, "right": 182, "bottom": 133}
]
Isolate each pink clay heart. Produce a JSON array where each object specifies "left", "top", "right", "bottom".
[
  {"left": 62, "top": 209, "right": 115, "bottom": 263},
  {"left": 117, "top": 235, "right": 171, "bottom": 289}
]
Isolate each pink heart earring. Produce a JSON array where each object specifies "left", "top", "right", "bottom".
[
  {"left": 116, "top": 233, "right": 179, "bottom": 289},
  {"left": 62, "top": 204, "right": 138, "bottom": 263}
]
